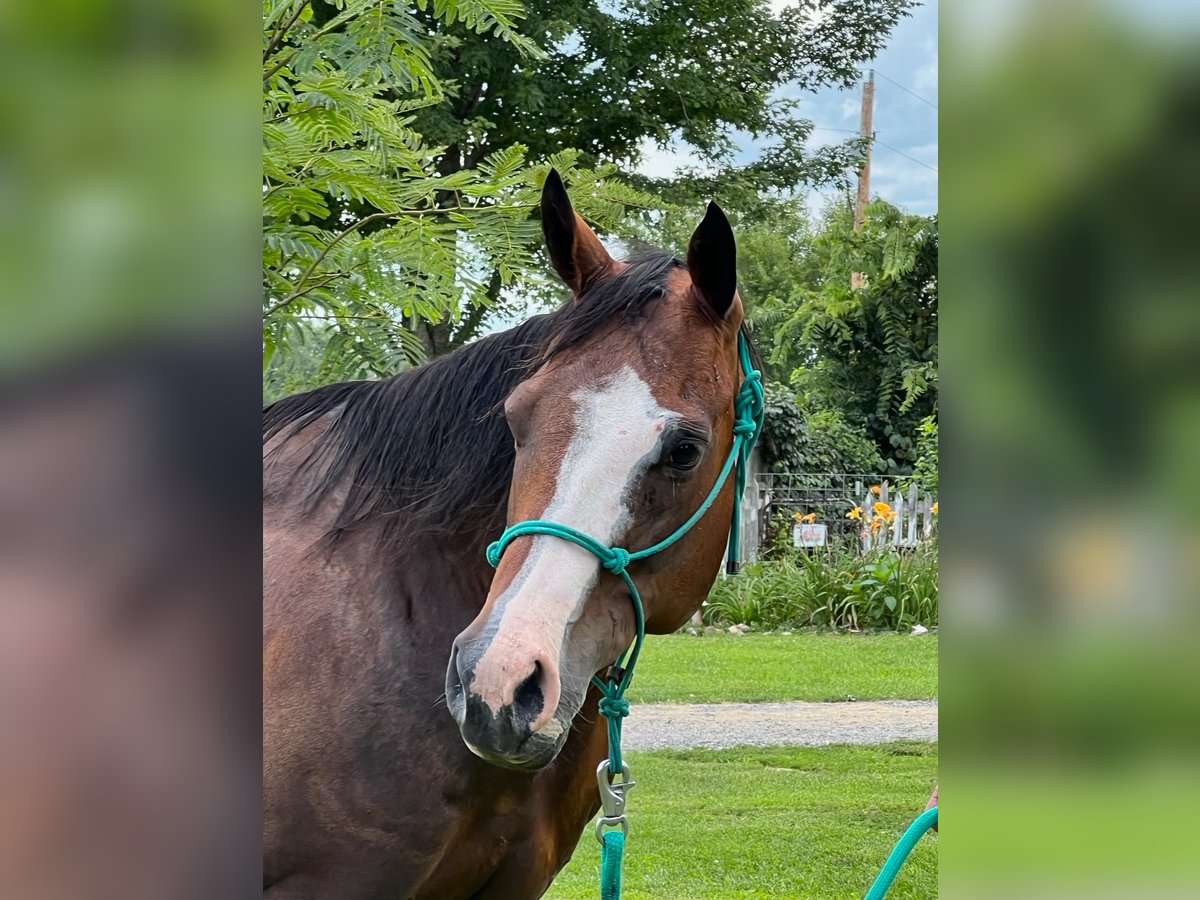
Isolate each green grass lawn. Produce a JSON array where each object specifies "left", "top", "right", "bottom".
[
  {"left": 629, "top": 632, "right": 938, "bottom": 704},
  {"left": 545, "top": 742, "right": 938, "bottom": 900}
]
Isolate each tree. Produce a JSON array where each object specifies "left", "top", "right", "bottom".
[
  {"left": 393, "top": 0, "right": 918, "bottom": 353},
  {"left": 262, "top": 0, "right": 923, "bottom": 389},
  {"left": 767, "top": 200, "right": 938, "bottom": 471},
  {"left": 414, "top": 0, "right": 917, "bottom": 182},
  {"left": 263, "top": 0, "right": 659, "bottom": 382}
]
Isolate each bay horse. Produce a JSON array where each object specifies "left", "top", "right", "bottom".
[{"left": 263, "top": 170, "right": 750, "bottom": 898}]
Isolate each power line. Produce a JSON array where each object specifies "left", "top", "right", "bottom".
[
  {"left": 874, "top": 69, "right": 938, "bottom": 111},
  {"left": 873, "top": 137, "right": 938, "bottom": 174},
  {"left": 809, "top": 126, "right": 937, "bottom": 174}
]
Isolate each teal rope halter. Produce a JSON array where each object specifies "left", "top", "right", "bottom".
[{"left": 485, "top": 333, "right": 763, "bottom": 896}]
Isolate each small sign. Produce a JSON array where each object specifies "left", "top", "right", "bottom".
[{"left": 793, "top": 523, "right": 827, "bottom": 548}]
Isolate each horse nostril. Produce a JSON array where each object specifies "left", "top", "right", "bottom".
[{"left": 512, "top": 660, "right": 544, "bottom": 723}]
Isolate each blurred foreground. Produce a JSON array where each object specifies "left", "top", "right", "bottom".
[
  {"left": 0, "top": 0, "right": 260, "bottom": 896},
  {"left": 943, "top": 0, "right": 1200, "bottom": 895},
  {"left": 0, "top": 344, "right": 261, "bottom": 898}
]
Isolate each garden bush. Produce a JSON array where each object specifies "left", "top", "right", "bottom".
[
  {"left": 759, "top": 383, "right": 885, "bottom": 474},
  {"left": 704, "top": 542, "right": 938, "bottom": 632}
]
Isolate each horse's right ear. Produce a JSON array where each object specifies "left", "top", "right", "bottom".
[
  {"left": 541, "top": 168, "right": 616, "bottom": 295},
  {"left": 686, "top": 201, "right": 738, "bottom": 320}
]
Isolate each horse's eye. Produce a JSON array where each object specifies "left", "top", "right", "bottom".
[{"left": 666, "top": 441, "right": 703, "bottom": 471}]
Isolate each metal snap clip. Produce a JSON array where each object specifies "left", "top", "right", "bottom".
[{"left": 594, "top": 759, "right": 635, "bottom": 842}]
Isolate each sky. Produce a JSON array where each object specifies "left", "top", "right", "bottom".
[{"left": 636, "top": 0, "right": 938, "bottom": 219}]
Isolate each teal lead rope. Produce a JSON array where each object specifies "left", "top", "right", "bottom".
[
  {"left": 599, "top": 831, "right": 625, "bottom": 900},
  {"left": 486, "top": 333, "right": 764, "bottom": 900},
  {"left": 864, "top": 806, "right": 938, "bottom": 900}
]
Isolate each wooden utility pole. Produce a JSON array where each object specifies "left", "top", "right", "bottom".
[{"left": 851, "top": 69, "right": 875, "bottom": 289}]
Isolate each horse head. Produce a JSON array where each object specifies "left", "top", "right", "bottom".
[{"left": 446, "top": 170, "right": 746, "bottom": 770}]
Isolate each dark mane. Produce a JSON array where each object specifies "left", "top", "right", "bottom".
[{"left": 264, "top": 252, "right": 684, "bottom": 544}]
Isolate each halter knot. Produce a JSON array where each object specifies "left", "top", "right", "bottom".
[
  {"left": 732, "top": 369, "right": 764, "bottom": 439},
  {"left": 732, "top": 415, "right": 758, "bottom": 437},
  {"left": 598, "top": 695, "right": 630, "bottom": 719},
  {"left": 603, "top": 548, "right": 632, "bottom": 575},
  {"left": 485, "top": 540, "right": 503, "bottom": 568}
]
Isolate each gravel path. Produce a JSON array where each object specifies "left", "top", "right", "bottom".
[{"left": 622, "top": 700, "right": 937, "bottom": 751}]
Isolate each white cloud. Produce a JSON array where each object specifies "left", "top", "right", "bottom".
[
  {"left": 913, "top": 41, "right": 938, "bottom": 97},
  {"left": 867, "top": 150, "right": 938, "bottom": 216},
  {"left": 906, "top": 142, "right": 939, "bottom": 164}
]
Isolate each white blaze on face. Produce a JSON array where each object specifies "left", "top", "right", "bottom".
[{"left": 470, "top": 366, "right": 672, "bottom": 715}]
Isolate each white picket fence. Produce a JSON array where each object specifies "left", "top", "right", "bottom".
[{"left": 856, "top": 480, "right": 936, "bottom": 552}]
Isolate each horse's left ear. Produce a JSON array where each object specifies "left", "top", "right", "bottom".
[{"left": 686, "top": 201, "right": 738, "bottom": 320}]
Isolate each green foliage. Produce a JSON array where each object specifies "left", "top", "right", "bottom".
[
  {"left": 760, "top": 382, "right": 885, "bottom": 473},
  {"left": 414, "top": 1, "right": 918, "bottom": 195},
  {"left": 764, "top": 201, "right": 938, "bottom": 472},
  {"left": 400, "top": 0, "right": 917, "bottom": 355},
  {"left": 262, "top": 0, "right": 662, "bottom": 388},
  {"left": 654, "top": 195, "right": 936, "bottom": 481},
  {"left": 263, "top": 321, "right": 329, "bottom": 404},
  {"left": 704, "top": 544, "right": 938, "bottom": 632},
  {"left": 907, "top": 415, "right": 938, "bottom": 494}
]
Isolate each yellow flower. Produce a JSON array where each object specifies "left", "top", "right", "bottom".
[
  {"left": 931, "top": 502, "right": 938, "bottom": 515},
  {"left": 870, "top": 485, "right": 882, "bottom": 495},
  {"left": 846, "top": 506, "right": 862, "bottom": 520},
  {"left": 800, "top": 512, "right": 817, "bottom": 524},
  {"left": 870, "top": 517, "right": 883, "bottom": 532},
  {"left": 873, "top": 501, "right": 892, "bottom": 517},
  {"left": 885, "top": 510, "right": 897, "bottom": 523}
]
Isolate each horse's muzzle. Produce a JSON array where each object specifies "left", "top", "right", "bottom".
[{"left": 445, "top": 639, "right": 566, "bottom": 770}]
